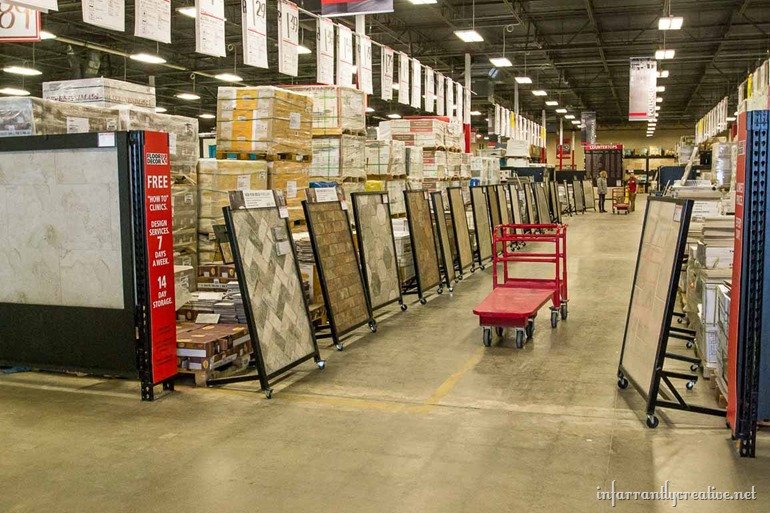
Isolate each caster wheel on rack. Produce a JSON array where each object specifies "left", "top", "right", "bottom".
[
  {"left": 617, "top": 376, "right": 629, "bottom": 389},
  {"left": 686, "top": 380, "right": 695, "bottom": 390},
  {"left": 525, "top": 320, "right": 534, "bottom": 339},
  {"left": 264, "top": 388, "right": 273, "bottom": 399},
  {"left": 494, "top": 327, "right": 504, "bottom": 337},
  {"left": 458, "top": 275, "right": 464, "bottom": 281},
  {"left": 316, "top": 360, "right": 326, "bottom": 370},
  {"left": 368, "top": 321, "right": 377, "bottom": 333},
  {"left": 482, "top": 328, "right": 492, "bottom": 347},
  {"left": 740, "top": 445, "right": 750, "bottom": 457},
  {"left": 690, "top": 363, "right": 699, "bottom": 372},
  {"left": 400, "top": 303, "right": 408, "bottom": 311},
  {"left": 470, "top": 267, "right": 476, "bottom": 273},
  {"left": 419, "top": 298, "right": 427, "bottom": 305},
  {"left": 437, "top": 287, "right": 444, "bottom": 295},
  {"left": 550, "top": 310, "right": 559, "bottom": 329},
  {"left": 646, "top": 414, "right": 659, "bottom": 429},
  {"left": 515, "top": 330, "right": 525, "bottom": 349},
  {"left": 686, "top": 341, "right": 694, "bottom": 349},
  {"left": 560, "top": 303, "right": 568, "bottom": 320},
  {"left": 448, "top": 286, "right": 454, "bottom": 293},
  {"left": 480, "top": 265, "right": 486, "bottom": 271},
  {"left": 335, "top": 343, "right": 344, "bottom": 351}
]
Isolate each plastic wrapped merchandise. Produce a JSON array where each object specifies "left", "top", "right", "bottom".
[
  {"left": 42, "top": 77, "right": 156, "bottom": 109},
  {"left": 406, "top": 147, "right": 424, "bottom": 180},
  {"left": 0, "top": 97, "right": 120, "bottom": 137},
  {"left": 470, "top": 156, "right": 484, "bottom": 178},
  {"left": 216, "top": 86, "right": 312, "bottom": 156},
  {"left": 268, "top": 160, "right": 310, "bottom": 226},
  {"left": 309, "top": 135, "right": 365, "bottom": 179},
  {"left": 423, "top": 150, "right": 447, "bottom": 179},
  {"left": 446, "top": 151, "right": 462, "bottom": 178},
  {"left": 378, "top": 118, "right": 448, "bottom": 148},
  {"left": 446, "top": 119, "right": 464, "bottom": 151},
  {"left": 711, "top": 142, "right": 736, "bottom": 188},
  {"left": 387, "top": 179, "right": 407, "bottom": 216},
  {"left": 365, "top": 139, "right": 406, "bottom": 177},
  {"left": 284, "top": 85, "right": 366, "bottom": 133},
  {"left": 460, "top": 153, "right": 472, "bottom": 178},
  {"left": 172, "top": 174, "right": 198, "bottom": 279}
]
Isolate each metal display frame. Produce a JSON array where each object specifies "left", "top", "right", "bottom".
[
  {"left": 572, "top": 180, "right": 586, "bottom": 213},
  {"left": 582, "top": 180, "right": 597, "bottom": 211},
  {"left": 617, "top": 197, "right": 725, "bottom": 428},
  {"left": 469, "top": 185, "right": 493, "bottom": 269},
  {"left": 508, "top": 183, "right": 527, "bottom": 224},
  {"left": 403, "top": 190, "right": 445, "bottom": 304},
  {"left": 430, "top": 192, "right": 457, "bottom": 291},
  {"left": 563, "top": 180, "right": 577, "bottom": 214},
  {"left": 350, "top": 191, "right": 407, "bottom": 314},
  {"left": 446, "top": 186, "right": 475, "bottom": 275},
  {"left": 303, "top": 198, "right": 377, "bottom": 351},
  {"left": 549, "top": 181, "right": 563, "bottom": 224}
]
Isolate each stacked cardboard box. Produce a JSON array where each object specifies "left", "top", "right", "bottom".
[
  {"left": 406, "top": 147, "right": 423, "bottom": 179},
  {"left": 216, "top": 86, "right": 312, "bottom": 156},
  {"left": 309, "top": 135, "right": 365, "bottom": 179},
  {"left": 197, "top": 159, "right": 269, "bottom": 262},
  {"left": 379, "top": 118, "right": 449, "bottom": 148},
  {"left": 460, "top": 153, "right": 471, "bottom": 178},
  {"left": 176, "top": 323, "right": 252, "bottom": 378},
  {"left": 423, "top": 150, "right": 447, "bottom": 179},
  {"left": 446, "top": 120, "right": 464, "bottom": 151},
  {"left": 284, "top": 85, "right": 366, "bottom": 133},
  {"left": 446, "top": 151, "right": 462, "bottom": 178},
  {"left": 365, "top": 139, "right": 406, "bottom": 177},
  {"left": 0, "top": 97, "right": 120, "bottom": 136},
  {"left": 268, "top": 160, "right": 310, "bottom": 226},
  {"left": 42, "top": 77, "right": 156, "bottom": 109}
]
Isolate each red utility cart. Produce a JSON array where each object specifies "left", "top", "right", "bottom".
[{"left": 473, "top": 224, "right": 569, "bottom": 348}]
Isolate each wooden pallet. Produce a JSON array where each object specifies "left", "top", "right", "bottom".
[
  {"left": 178, "top": 354, "right": 251, "bottom": 387},
  {"left": 312, "top": 127, "right": 367, "bottom": 137},
  {"left": 216, "top": 150, "right": 312, "bottom": 163},
  {"left": 714, "top": 374, "right": 728, "bottom": 408}
]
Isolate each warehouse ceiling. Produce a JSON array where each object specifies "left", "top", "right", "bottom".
[{"left": 2, "top": 0, "right": 769, "bottom": 133}]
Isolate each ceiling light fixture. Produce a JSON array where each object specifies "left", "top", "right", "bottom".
[
  {"left": 470, "top": 110, "right": 482, "bottom": 116},
  {"left": 365, "top": 107, "right": 375, "bottom": 113},
  {"left": 655, "top": 49, "right": 675, "bottom": 60},
  {"left": 489, "top": 57, "right": 512, "bottom": 68},
  {"left": 658, "top": 16, "right": 683, "bottom": 30},
  {"left": 564, "top": 114, "right": 575, "bottom": 119},
  {"left": 297, "top": 45, "right": 312, "bottom": 55},
  {"left": 483, "top": 136, "right": 489, "bottom": 140},
  {"left": 655, "top": 105, "right": 661, "bottom": 111},
  {"left": 656, "top": 86, "right": 666, "bottom": 92},
  {"left": 514, "top": 76, "right": 532, "bottom": 84},
  {"left": 657, "top": 70, "right": 670, "bottom": 78},
  {"left": 198, "top": 113, "right": 215, "bottom": 119},
  {"left": 3, "top": 65, "right": 41, "bottom": 76},
  {"left": 387, "top": 113, "right": 402, "bottom": 119},
  {"left": 532, "top": 90, "right": 547, "bottom": 96},
  {"left": 154, "top": 107, "right": 167, "bottom": 113},
  {"left": 656, "top": 97, "right": 663, "bottom": 103},
  {"left": 39, "top": 30, "right": 56, "bottom": 40},
  {"left": 214, "top": 72, "right": 243, "bottom": 82},
  {"left": 555, "top": 108, "right": 568, "bottom": 114},
  {"left": 176, "top": 92, "right": 200, "bottom": 101},
  {"left": 177, "top": 6, "right": 196, "bottom": 18},
  {"left": 0, "top": 87, "right": 30, "bottom": 96},
  {"left": 726, "top": 116, "right": 736, "bottom": 122},
  {"left": 570, "top": 120, "right": 580, "bottom": 125},
  {"left": 454, "top": 29, "right": 484, "bottom": 43},
  {"left": 545, "top": 100, "right": 558, "bottom": 106},
  {"left": 130, "top": 53, "right": 166, "bottom": 65}
]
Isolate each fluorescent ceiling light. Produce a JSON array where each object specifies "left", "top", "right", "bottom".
[
  {"left": 655, "top": 49, "right": 675, "bottom": 60},
  {"left": 387, "top": 113, "right": 401, "bottom": 119},
  {"left": 514, "top": 76, "right": 532, "bottom": 84},
  {"left": 39, "top": 30, "right": 56, "bottom": 40},
  {"left": 483, "top": 136, "right": 489, "bottom": 140},
  {"left": 658, "top": 16, "right": 683, "bottom": 30},
  {"left": 489, "top": 57, "right": 512, "bottom": 67},
  {"left": 176, "top": 92, "right": 200, "bottom": 101},
  {"left": 656, "top": 86, "right": 666, "bottom": 92},
  {"left": 726, "top": 116, "right": 736, "bottom": 122},
  {"left": 365, "top": 107, "right": 375, "bottom": 113},
  {"left": 648, "top": 122, "right": 657, "bottom": 126},
  {"left": 656, "top": 97, "right": 663, "bottom": 103},
  {"left": 545, "top": 100, "right": 558, "bottom": 106},
  {"left": 214, "top": 73, "right": 243, "bottom": 82},
  {"left": 3, "top": 65, "right": 41, "bottom": 76},
  {"left": 655, "top": 105, "right": 661, "bottom": 111},
  {"left": 198, "top": 113, "right": 215, "bottom": 119},
  {"left": 454, "top": 30, "right": 484, "bottom": 43},
  {"left": 177, "top": 6, "right": 196, "bottom": 18},
  {"left": 555, "top": 108, "right": 568, "bottom": 114},
  {"left": 0, "top": 87, "right": 30, "bottom": 96},
  {"left": 564, "top": 114, "right": 575, "bottom": 119},
  {"left": 647, "top": 134, "right": 654, "bottom": 137},
  {"left": 532, "top": 90, "right": 547, "bottom": 96},
  {"left": 154, "top": 107, "right": 167, "bottom": 113},
  {"left": 297, "top": 45, "right": 312, "bottom": 55},
  {"left": 657, "top": 70, "right": 669, "bottom": 78},
  {"left": 409, "top": 0, "right": 438, "bottom": 3},
  {"left": 470, "top": 110, "right": 482, "bottom": 116},
  {"left": 570, "top": 120, "right": 580, "bottom": 125},
  {"left": 130, "top": 53, "right": 166, "bottom": 65}
]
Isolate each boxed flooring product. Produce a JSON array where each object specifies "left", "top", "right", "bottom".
[
  {"left": 387, "top": 179, "right": 407, "bottom": 216},
  {"left": 176, "top": 323, "right": 252, "bottom": 372},
  {"left": 0, "top": 97, "right": 120, "bottom": 137},
  {"left": 216, "top": 86, "right": 312, "bottom": 156},
  {"left": 309, "top": 134, "right": 365, "bottom": 179},
  {"left": 365, "top": 139, "right": 406, "bottom": 177},
  {"left": 116, "top": 107, "right": 199, "bottom": 170},
  {"left": 423, "top": 150, "right": 447, "bottom": 179},
  {"left": 285, "top": 85, "right": 366, "bottom": 133},
  {"left": 379, "top": 118, "right": 449, "bottom": 149},
  {"left": 268, "top": 160, "right": 310, "bottom": 224},
  {"left": 42, "top": 77, "right": 156, "bottom": 109},
  {"left": 406, "top": 146, "right": 423, "bottom": 179},
  {"left": 446, "top": 151, "right": 462, "bottom": 178}
]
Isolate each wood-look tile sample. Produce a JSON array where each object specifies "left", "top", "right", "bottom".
[
  {"left": 524, "top": 183, "right": 538, "bottom": 224},
  {"left": 352, "top": 193, "right": 401, "bottom": 310},
  {"left": 508, "top": 184, "right": 525, "bottom": 224},
  {"left": 230, "top": 207, "right": 315, "bottom": 375},
  {"left": 535, "top": 184, "right": 551, "bottom": 224},
  {"left": 496, "top": 185, "right": 510, "bottom": 225},
  {"left": 431, "top": 192, "right": 455, "bottom": 283},
  {"left": 305, "top": 201, "right": 370, "bottom": 334},
  {"left": 470, "top": 186, "right": 492, "bottom": 261},
  {"left": 448, "top": 187, "right": 473, "bottom": 270},
  {"left": 404, "top": 191, "right": 441, "bottom": 291},
  {"left": 487, "top": 186, "right": 502, "bottom": 229},
  {"left": 573, "top": 180, "right": 586, "bottom": 211}
]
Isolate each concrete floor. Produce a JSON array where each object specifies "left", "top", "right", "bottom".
[{"left": 1, "top": 195, "right": 769, "bottom": 512}]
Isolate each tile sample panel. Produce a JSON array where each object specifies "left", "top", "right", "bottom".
[
  {"left": 447, "top": 187, "right": 473, "bottom": 270},
  {"left": 431, "top": 192, "right": 455, "bottom": 283},
  {"left": 573, "top": 180, "right": 586, "bottom": 211},
  {"left": 523, "top": 183, "right": 538, "bottom": 224},
  {"left": 582, "top": 180, "right": 595, "bottom": 209},
  {"left": 404, "top": 191, "right": 441, "bottom": 291},
  {"left": 535, "top": 183, "right": 551, "bottom": 224},
  {"left": 470, "top": 186, "right": 492, "bottom": 262},
  {"left": 496, "top": 185, "right": 510, "bottom": 225}
]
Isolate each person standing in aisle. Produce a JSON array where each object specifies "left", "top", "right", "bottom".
[
  {"left": 627, "top": 171, "right": 638, "bottom": 212},
  {"left": 597, "top": 170, "right": 608, "bottom": 212}
]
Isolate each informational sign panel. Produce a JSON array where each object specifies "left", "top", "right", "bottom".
[
  {"left": 357, "top": 34, "right": 373, "bottom": 94},
  {"left": 0, "top": 2, "right": 40, "bottom": 41},
  {"left": 380, "top": 45, "right": 394, "bottom": 101},
  {"left": 424, "top": 66, "right": 435, "bottom": 113},
  {"left": 195, "top": 0, "right": 226, "bottom": 57},
  {"left": 581, "top": 111, "right": 597, "bottom": 144},
  {"left": 142, "top": 131, "right": 177, "bottom": 385},
  {"left": 82, "top": 0, "right": 125, "bottom": 32},
  {"left": 317, "top": 17, "right": 335, "bottom": 85},
  {"left": 5, "top": 0, "right": 56, "bottom": 11},
  {"left": 629, "top": 57, "right": 657, "bottom": 121},
  {"left": 410, "top": 58, "right": 421, "bottom": 109},
  {"left": 135, "top": 0, "right": 171, "bottom": 44},
  {"left": 336, "top": 23, "right": 354, "bottom": 87},
  {"left": 242, "top": 0, "right": 268, "bottom": 69},
  {"left": 436, "top": 72, "right": 445, "bottom": 116},
  {"left": 277, "top": 0, "right": 299, "bottom": 76},
  {"left": 398, "top": 52, "right": 409, "bottom": 105}
]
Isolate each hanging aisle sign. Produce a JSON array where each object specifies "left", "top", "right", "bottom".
[
  {"left": 424, "top": 66, "right": 435, "bottom": 113},
  {"left": 380, "top": 45, "right": 394, "bottom": 101},
  {"left": 628, "top": 57, "right": 657, "bottom": 121},
  {"left": 446, "top": 77, "right": 454, "bottom": 118},
  {"left": 135, "top": 0, "right": 171, "bottom": 44},
  {"left": 397, "top": 52, "right": 409, "bottom": 105},
  {"left": 410, "top": 58, "right": 422, "bottom": 109},
  {"left": 336, "top": 24, "right": 354, "bottom": 87},
  {"left": 0, "top": 2, "right": 40, "bottom": 41},
  {"left": 195, "top": 0, "right": 226, "bottom": 57},
  {"left": 5, "top": 0, "right": 56, "bottom": 11},
  {"left": 357, "top": 34, "right": 373, "bottom": 94},
  {"left": 436, "top": 72, "right": 445, "bottom": 116},
  {"left": 82, "top": 0, "right": 125, "bottom": 32},
  {"left": 493, "top": 104, "right": 500, "bottom": 134},
  {"left": 277, "top": 0, "right": 299, "bottom": 76},
  {"left": 242, "top": 0, "right": 268, "bottom": 68},
  {"left": 317, "top": 18, "right": 335, "bottom": 85},
  {"left": 581, "top": 111, "right": 597, "bottom": 144}
]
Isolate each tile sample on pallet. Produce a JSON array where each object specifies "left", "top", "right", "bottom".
[
  {"left": 229, "top": 206, "right": 316, "bottom": 376},
  {"left": 352, "top": 193, "right": 402, "bottom": 310},
  {"left": 470, "top": 186, "right": 493, "bottom": 262},
  {"left": 431, "top": 192, "right": 455, "bottom": 284},
  {"left": 0, "top": 147, "right": 124, "bottom": 309},
  {"left": 447, "top": 187, "right": 473, "bottom": 271},
  {"left": 404, "top": 191, "right": 441, "bottom": 292},
  {"left": 304, "top": 201, "right": 370, "bottom": 333}
]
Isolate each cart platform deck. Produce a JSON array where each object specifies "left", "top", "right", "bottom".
[{"left": 473, "top": 287, "right": 554, "bottom": 328}]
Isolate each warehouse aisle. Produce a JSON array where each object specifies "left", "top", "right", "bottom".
[{"left": 1, "top": 196, "right": 769, "bottom": 513}]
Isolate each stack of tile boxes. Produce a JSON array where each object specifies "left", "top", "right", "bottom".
[
  {"left": 365, "top": 139, "right": 407, "bottom": 215},
  {"left": 286, "top": 85, "right": 367, "bottom": 201}
]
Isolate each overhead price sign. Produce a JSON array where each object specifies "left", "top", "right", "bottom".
[
  {"left": 135, "top": 0, "right": 171, "bottom": 44},
  {"left": 455, "top": 82, "right": 463, "bottom": 121},
  {"left": 0, "top": 2, "right": 40, "bottom": 42},
  {"left": 435, "top": 72, "right": 445, "bottom": 116},
  {"left": 5, "top": 0, "right": 56, "bottom": 11},
  {"left": 380, "top": 45, "right": 394, "bottom": 101},
  {"left": 82, "top": 0, "right": 125, "bottom": 32},
  {"left": 277, "top": 0, "right": 299, "bottom": 76},
  {"left": 357, "top": 34, "right": 373, "bottom": 94},
  {"left": 397, "top": 52, "right": 409, "bottom": 105},
  {"left": 581, "top": 111, "right": 597, "bottom": 144},
  {"left": 316, "top": 18, "right": 335, "bottom": 85},
  {"left": 320, "top": 0, "right": 393, "bottom": 17},
  {"left": 628, "top": 57, "right": 657, "bottom": 121},
  {"left": 336, "top": 23, "right": 354, "bottom": 87},
  {"left": 424, "top": 66, "right": 435, "bottom": 113},
  {"left": 410, "top": 58, "right": 421, "bottom": 109},
  {"left": 242, "top": 0, "right": 268, "bottom": 69},
  {"left": 195, "top": 0, "right": 226, "bottom": 57}
]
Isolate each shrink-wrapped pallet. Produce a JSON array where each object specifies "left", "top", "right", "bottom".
[
  {"left": 116, "top": 107, "right": 199, "bottom": 172},
  {"left": 406, "top": 147, "right": 423, "bottom": 180},
  {"left": 172, "top": 174, "right": 199, "bottom": 270},
  {"left": 365, "top": 139, "right": 406, "bottom": 177},
  {"left": 446, "top": 151, "right": 462, "bottom": 178},
  {"left": 423, "top": 150, "right": 447, "bottom": 179},
  {"left": 386, "top": 179, "right": 407, "bottom": 216},
  {"left": 0, "top": 97, "right": 120, "bottom": 137},
  {"left": 268, "top": 160, "right": 310, "bottom": 225},
  {"left": 309, "top": 134, "right": 365, "bottom": 179},
  {"left": 446, "top": 119, "right": 464, "bottom": 151},
  {"left": 285, "top": 85, "right": 366, "bottom": 133},
  {"left": 378, "top": 118, "right": 448, "bottom": 149},
  {"left": 42, "top": 77, "right": 156, "bottom": 109},
  {"left": 460, "top": 153, "right": 471, "bottom": 178},
  {"left": 216, "top": 86, "right": 312, "bottom": 156}
]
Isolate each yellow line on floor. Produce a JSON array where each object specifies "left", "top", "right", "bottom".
[{"left": 417, "top": 347, "right": 486, "bottom": 412}]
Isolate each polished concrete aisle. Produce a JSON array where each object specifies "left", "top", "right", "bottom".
[{"left": 1, "top": 197, "right": 769, "bottom": 512}]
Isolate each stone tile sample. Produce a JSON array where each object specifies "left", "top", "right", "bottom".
[
  {"left": 448, "top": 188, "right": 473, "bottom": 270},
  {"left": 431, "top": 192, "right": 455, "bottom": 284},
  {"left": 404, "top": 191, "right": 441, "bottom": 292},
  {"left": 470, "top": 186, "right": 492, "bottom": 262}
]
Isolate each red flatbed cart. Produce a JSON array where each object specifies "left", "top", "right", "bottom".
[{"left": 473, "top": 224, "right": 569, "bottom": 348}]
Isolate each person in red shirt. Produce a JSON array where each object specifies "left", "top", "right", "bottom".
[{"left": 627, "top": 172, "right": 638, "bottom": 212}]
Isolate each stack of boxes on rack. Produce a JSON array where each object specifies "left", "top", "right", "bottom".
[{"left": 364, "top": 139, "right": 407, "bottom": 215}]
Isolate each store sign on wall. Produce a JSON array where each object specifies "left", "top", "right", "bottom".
[
  {"left": 143, "top": 131, "right": 177, "bottom": 385},
  {"left": 0, "top": 2, "right": 40, "bottom": 42},
  {"left": 628, "top": 57, "right": 657, "bottom": 121}
]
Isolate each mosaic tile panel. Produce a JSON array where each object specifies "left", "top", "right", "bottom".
[
  {"left": 404, "top": 191, "right": 441, "bottom": 292},
  {"left": 305, "top": 201, "right": 370, "bottom": 334},
  {"left": 230, "top": 208, "right": 315, "bottom": 376},
  {"left": 431, "top": 192, "right": 455, "bottom": 284},
  {"left": 448, "top": 187, "right": 473, "bottom": 270},
  {"left": 470, "top": 186, "right": 492, "bottom": 262},
  {"left": 352, "top": 193, "right": 401, "bottom": 310}
]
